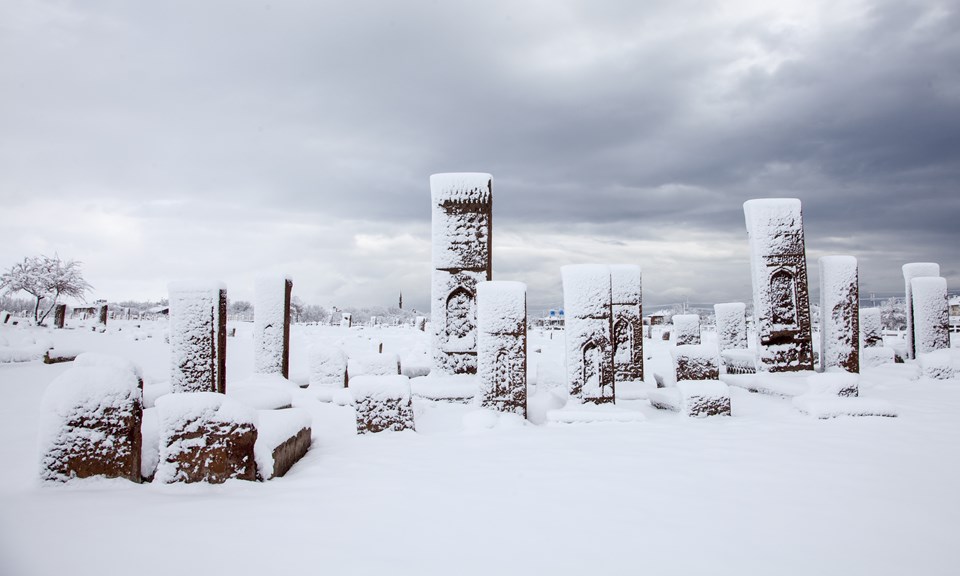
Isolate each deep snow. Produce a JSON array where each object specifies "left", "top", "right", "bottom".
[{"left": 1, "top": 318, "right": 960, "bottom": 576}]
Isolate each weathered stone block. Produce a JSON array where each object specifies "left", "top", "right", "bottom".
[
  {"left": 902, "top": 262, "right": 940, "bottom": 359},
  {"left": 911, "top": 276, "right": 950, "bottom": 356},
  {"left": 352, "top": 375, "right": 415, "bottom": 434},
  {"left": 672, "top": 345, "right": 719, "bottom": 381},
  {"left": 562, "top": 264, "right": 615, "bottom": 404},
  {"left": 309, "top": 346, "right": 348, "bottom": 388},
  {"left": 254, "top": 276, "right": 292, "bottom": 378},
  {"left": 611, "top": 264, "right": 643, "bottom": 382},
  {"left": 155, "top": 393, "right": 257, "bottom": 483},
  {"left": 672, "top": 314, "right": 701, "bottom": 345},
  {"left": 859, "top": 307, "right": 883, "bottom": 348},
  {"left": 255, "top": 409, "right": 311, "bottom": 480},
  {"left": 677, "top": 381, "right": 731, "bottom": 417},
  {"left": 715, "top": 302, "right": 748, "bottom": 352},
  {"left": 39, "top": 361, "right": 143, "bottom": 482}
]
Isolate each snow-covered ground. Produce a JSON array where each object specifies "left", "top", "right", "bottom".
[{"left": 2, "top": 319, "right": 960, "bottom": 575}]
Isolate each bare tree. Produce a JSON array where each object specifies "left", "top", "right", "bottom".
[{"left": 0, "top": 255, "right": 93, "bottom": 324}]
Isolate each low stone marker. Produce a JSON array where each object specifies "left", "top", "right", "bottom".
[
  {"left": 672, "top": 314, "right": 701, "bottom": 345},
  {"left": 155, "top": 393, "right": 257, "bottom": 483},
  {"left": 671, "top": 345, "right": 720, "bottom": 381},
  {"left": 351, "top": 375, "right": 415, "bottom": 434},
  {"left": 39, "top": 356, "right": 143, "bottom": 483},
  {"left": 309, "top": 346, "right": 348, "bottom": 388},
  {"left": 54, "top": 304, "right": 66, "bottom": 329}
]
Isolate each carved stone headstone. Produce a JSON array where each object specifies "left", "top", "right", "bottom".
[
  {"left": 39, "top": 362, "right": 143, "bottom": 483},
  {"left": 819, "top": 256, "right": 859, "bottom": 374},
  {"left": 672, "top": 314, "right": 701, "bottom": 345},
  {"left": 902, "top": 262, "right": 940, "bottom": 359},
  {"left": 714, "top": 302, "right": 748, "bottom": 352},
  {"left": 169, "top": 282, "right": 228, "bottom": 393},
  {"left": 97, "top": 301, "right": 108, "bottom": 328},
  {"left": 155, "top": 393, "right": 257, "bottom": 483},
  {"left": 54, "top": 303, "right": 66, "bottom": 329},
  {"left": 610, "top": 265, "right": 643, "bottom": 383},
  {"left": 743, "top": 199, "right": 814, "bottom": 372},
  {"left": 309, "top": 346, "right": 348, "bottom": 388},
  {"left": 430, "top": 173, "right": 493, "bottom": 375},
  {"left": 672, "top": 345, "right": 720, "bottom": 381},
  {"left": 859, "top": 307, "right": 883, "bottom": 348},
  {"left": 254, "top": 276, "right": 292, "bottom": 378},
  {"left": 477, "top": 281, "right": 527, "bottom": 417},
  {"left": 562, "top": 264, "right": 614, "bottom": 404}
]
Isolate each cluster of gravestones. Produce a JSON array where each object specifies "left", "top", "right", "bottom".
[
  {"left": 429, "top": 180, "right": 954, "bottom": 422},
  {"left": 40, "top": 279, "right": 312, "bottom": 483}
]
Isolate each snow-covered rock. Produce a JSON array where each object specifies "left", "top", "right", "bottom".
[
  {"left": 476, "top": 281, "right": 527, "bottom": 417},
  {"left": 819, "top": 255, "right": 859, "bottom": 373},
  {"left": 351, "top": 375, "right": 415, "bottom": 434}
]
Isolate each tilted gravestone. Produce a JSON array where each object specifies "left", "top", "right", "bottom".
[
  {"left": 902, "top": 262, "right": 940, "bottom": 360},
  {"left": 477, "top": 281, "right": 527, "bottom": 418},
  {"left": 743, "top": 199, "right": 814, "bottom": 372},
  {"left": 430, "top": 173, "right": 493, "bottom": 375}
]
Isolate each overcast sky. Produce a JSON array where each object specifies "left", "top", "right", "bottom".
[{"left": 1, "top": 0, "right": 957, "bottom": 313}]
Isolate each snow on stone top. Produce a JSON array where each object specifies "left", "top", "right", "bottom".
[
  {"left": 477, "top": 281, "right": 526, "bottom": 333},
  {"left": 819, "top": 255, "right": 857, "bottom": 294},
  {"left": 902, "top": 262, "right": 940, "bottom": 280},
  {"left": 349, "top": 375, "right": 411, "bottom": 401},
  {"left": 430, "top": 173, "right": 493, "bottom": 204},
  {"left": 715, "top": 302, "right": 745, "bottom": 315},
  {"left": 40, "top": 365, "right": 142, "bottom": 416},
  {"left": 168, "top": 280, "right": 227, "bottom": 292},
  {"left": 743, "top": 198, "right": 804, "bottom": 253},
  {"left": 609, "top": 264, "right": 641, "bottom": 303},
  {"left": 561, "top": 264, "right": 611, "bottom": 316},
  {"left": 73, "top": 352, "right": 143, "bottom": 379},
  {"left": 672, "top": 314, "right": 700, "bottom": 332},
  {"left": 670, "top": 344, "right": 716, "bottom": 361},
  {"left": 155, "top": 392, "right": 257, "bottom": 428}
]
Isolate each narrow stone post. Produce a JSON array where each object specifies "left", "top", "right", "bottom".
[
  {"left": 561, "top": 264, "right": 614, "bottom": 404},
  {"left": 169, "top": 282, "right": 228, "bottom": 394},
  {"left": 902, "top": 263, "right": 940, "bottom": 359},
  {"left": 254, "top": 276, "right": 293, "bottom": 378},
  {"left": 477, "top": 281, "right": 527, "bottom": 417},
  {"left": 819, "top": 255, "right": 859, "bottom": 374},
  {"left": 610, "top": 265, "right": 643, "bottom": 382},
  {"left": 714, "top": 302, "right": 748, "bottom": 351},
  {"left": 54, "top": 304, "right": 66, "bottom": 329}
]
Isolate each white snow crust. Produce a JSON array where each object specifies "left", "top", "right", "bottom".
[
  {"left": 672, "top": 314, "right": 701, "bottom": 345},
  {"left": 609, "top": 264, "right": 641, "bottom": 304},
  {"left": 308, "top": 345, "right": 348, "bottom": 388},
  {"left": 792, "top": 396, "right": 898, "bottom": 419},
  {"left": 429, "top": 172, "right": 493, "bottom": 204},
  {"left": 349, "top": 375, "right": 411, "bottom": 402},
  {"left": 715, "top": 302, "right": 747, "bottom": 351},
  {"left": 349, "top": 352, "right": 401, "bottom": 377},
  {"left": 168, "top": 283, "right": 224, "bottom": 393},
  {"left": 476, "top": 281, "right": 526, "bottom": 334},
  {"left": 918, "top": 349, "right": 954, "bottom": 380},
  {"left": 860, "top": 307, "right": 883, "bottom": 347}
]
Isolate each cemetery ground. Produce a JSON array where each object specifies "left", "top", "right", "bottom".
[{"left": 2, "top": 319, "right": 960, "bottom": 576}]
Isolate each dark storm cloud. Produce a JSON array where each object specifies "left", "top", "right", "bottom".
[{"left": 0, "top": 0, "right": 956, "bottom": 308}]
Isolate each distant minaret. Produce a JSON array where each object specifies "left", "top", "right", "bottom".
[{"left": 399, "top": 290, "right": 403, "bottom": 310}]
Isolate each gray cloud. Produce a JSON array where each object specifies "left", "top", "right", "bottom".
[{"left": 1, "top": 0, "right": 957, "bottom": 312}]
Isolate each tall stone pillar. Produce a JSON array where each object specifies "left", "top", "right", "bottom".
[
  {"left": 562, "top": 264, "right": 614, "bottom": 404},
  {"left": 819, "top": 255, "right": 859, "bottom": 374},
  {"left": 911, "top": 276, "right": 950, "bottom": 355},
  {"left": 430, "top": 173, "right": 493, "bottom": 375},
  {"left": 169, "top": 282, "right": 228, "bottom": 394},
  {"left": 476, "top": 281, "right": 527, "bottom": 417},
  {"left": 610, "top": 264, "right": 643, "bottom": 383},
  {"left": 902, "top": 263, "right": 940, "bottom": 359},
  {"left": 743, "top": 199, "right": 814, "bottom": 372},
  {"left": 254, "top": 276, "right": 293, "bottom": 378}
]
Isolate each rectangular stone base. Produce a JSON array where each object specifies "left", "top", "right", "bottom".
[{"left": 255, "top": 408, "right": 312, "bottom": 480}]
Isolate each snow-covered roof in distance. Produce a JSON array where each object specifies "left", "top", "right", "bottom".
[{"left": 430, "top": 173, "right": 492, "bottom": 204}]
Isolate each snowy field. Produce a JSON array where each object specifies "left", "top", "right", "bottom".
[{"left": 2, "top": 319, "right": 960, "bottom": 576}]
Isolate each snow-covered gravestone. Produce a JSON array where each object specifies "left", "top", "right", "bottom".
[
  {"left": 477, "top": 281, "right": 527, "bottom": 417},
  {"left": 671, "top": 345, "right": 720, "bottom": 381},
  {"left": 309, "top": 346, "right": 348, "bottom": 388},
  {"left": 169, "top": 282, "right": 228, "bottom": 394},
  {"left": 39, "top": 360, "right": 143, "bottom": 482},
  {"left": 351, "top": 375, "right": 415, "bottom": 434},
  {"left": 97, "top": 301, "right": 108, "bottom": 328},
  {"left": 430, "top": 173, "right": 493, "bottom": 375},
  {"left": 610, "top": 264, "right": 643, "bottom": 382},
  {"left": 54, "top": 304, "right": 66, "bottom": 329},
  {"left": 743, "top": 199, "right": 814, "bottom": 372},
  {"left": 903, "top": 262, "right": 940, "bottom": 359},
  {"left": 860, "top": 307, "right": 883, "bottom": 348},
  {"left": 911, "top": 276, "right": 953, "bottom": 379},
  {"left": 715, "top": 303, "right": 748, "bottom": 352},
  {"left": 254, "top": 276, "right": 292, "bottom": 378},
  {"left": 155, "top": 393, "right": 257, "bottom": 483},
  {"left": 819, "top": 256, "right": 859, "bottom": 374},
  {"left": 672, "top": 314, "right": 701, "bottom": 345},
  {"left": 562, "top": 264, "right": 614, "bottom": 404}
]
